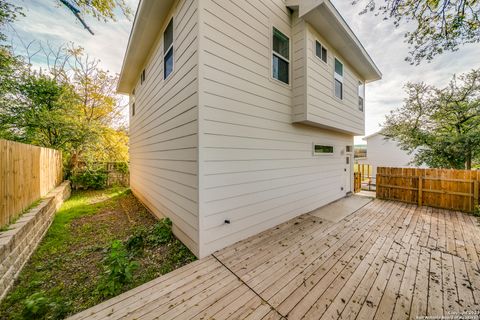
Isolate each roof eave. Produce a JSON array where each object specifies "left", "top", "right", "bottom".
[
  {"left": 117, "top": 0, "right": 175, "bottom": 94},
  {"left": 290, "top": 0, "right": 382, "bottom": 82}
]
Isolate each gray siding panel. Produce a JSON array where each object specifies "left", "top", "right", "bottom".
[{"left": 130, "top": 0, "right": 199, "bottom": 255}]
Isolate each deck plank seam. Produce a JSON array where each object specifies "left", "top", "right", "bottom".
[{"left": 212, "top": 252, "right": 285, "bottom": 319}]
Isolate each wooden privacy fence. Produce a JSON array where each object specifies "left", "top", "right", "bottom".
[
  {"left": 0, "top": 140, "right": 63, "bottom": 228},
  {"left": 377, "top": 167, "right": 480, "bottom": 213},
  {"left": 354, "top": 172, "right": 361, "bottom": 193},
  {"left": 355, "top": 164, "right": 373, "bottom": 182}
]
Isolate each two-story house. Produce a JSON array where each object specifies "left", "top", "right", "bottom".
[{"left": 118, "top": 0, "right": 382, "bottom": 258}]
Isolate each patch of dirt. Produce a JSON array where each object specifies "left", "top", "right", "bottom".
[{"left": 0, "top": 189, "right": 195, "bottom": 320}]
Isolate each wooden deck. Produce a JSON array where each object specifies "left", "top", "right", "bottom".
[{"left": 70, "top": 200, "right": 480, "bottom": 320}]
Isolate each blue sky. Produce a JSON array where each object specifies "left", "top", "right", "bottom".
[{"left": 7, "top": 0, "right": 480, "bottom": 143}]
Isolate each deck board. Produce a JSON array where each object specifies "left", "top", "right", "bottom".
[{"left": 69, "top": 199, "right": 480, "bottom": 320}]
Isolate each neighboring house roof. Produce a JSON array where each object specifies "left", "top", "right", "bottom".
[
  {"left": 362, "top": 131, "right": 383, "bottom": 140},
  {"left": 118, "top": 0, "right": 382, "bottom": 94}
]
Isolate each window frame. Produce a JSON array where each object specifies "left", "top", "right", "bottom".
[
  {"left": 131, "top": 89, "right": 136, "bottom": 117},
  {"left": 315, "top": 40, "right": 328, "bottom": 64},
  {"left": 163, "top": 18, "right": 174, "bottom": 80},
  {"left": 140, "top": 69, "right": 146, "bottom": 85},
  {"left": 334, "top": 57, "right": 344, "bottom": 100},
  {"left": 271, "top": 26, "right": 290, "bottom": 86},
  {"left": 312, "top": 143, "right": 335, "bottom": 156},
  {"left": 358, "top": 81, "right": 365, "bottom": 112}
]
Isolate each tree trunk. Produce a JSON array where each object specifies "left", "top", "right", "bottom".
[{"left": 465, "top": 151, "right": 472, "bottom": 170}]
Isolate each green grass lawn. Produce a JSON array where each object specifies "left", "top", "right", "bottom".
[{"left": 0, "top": 188, "right": 196, "bottom": 320}]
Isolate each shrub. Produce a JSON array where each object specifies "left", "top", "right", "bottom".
[
  {"left": 113, "top": 162, "right": 129, "bottom": 174},
  {"left": 96, "top": 240, "right": 139, "bottom": 298},
  {"left": 147, "top": 218, "right": 173, "bottom": 245},
  {"left": 22, "top": 291, "right": 70, "bottom": 319},
  {"left": 125, "top": 218, "right": 173, "bottom": 254},
  {"left": 125, "top": 228, "right": 147, "bottom": 254},
  {"left": 22, "top": 292, "right": 50, "bottom": 318},
  {"left": 474, "top": 205, "right": 480, "bottom": 217},
  {"left": 71, "top": 170, "right": 108, "bottom": 190}
]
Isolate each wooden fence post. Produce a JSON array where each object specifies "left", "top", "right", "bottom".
[
  {"left": 418, "top": 176, "right": 423, "bottom": 207},
  {"left": 474, "top": 181, "right": 479, "bottom": 209}
]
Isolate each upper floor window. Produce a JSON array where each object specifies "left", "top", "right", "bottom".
[
  {"left": 131, "top": 89, "right": 136, "bottom": 117},
  {"left": 272, "top": 27, "right": 289, "bottom": 85},
  {"left": 164, "top": 18, "right": 174, "bottom": 79},
  {"left": 358, "top": 81, "right": 365, "bottom": 111},
  {"left": 315, "top": 41, "right": 327, "bottom": 63},
  {"left": 334, "top": 58, "right": 343, "bottom": 100},
  {"left": 140, "top": 70, "right": 146, "bottom": 85}
]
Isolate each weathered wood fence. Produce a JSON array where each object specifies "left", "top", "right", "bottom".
[
  {"left": 0, "top": 140, "right": 63, "bottom": 227},
  {"left": 354, "top": 164, "right": 373, "bottom": 182},
  {"left": 377, "top": 167, "right": 480, "bottom": 213},
  {"left": 354, "top": 172, "right": 361, "bottom": 193}
]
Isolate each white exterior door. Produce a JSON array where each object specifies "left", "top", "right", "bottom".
[{"left": 345, "top": 155, "right": 352, "bottom": 193}]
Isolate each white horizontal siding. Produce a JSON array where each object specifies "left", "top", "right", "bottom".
[
  {"left": 130, "top": 0, "right": 200, "bottom": 255},
  {"left": 304, "top": 24, "right": 366, "bottom": 135},
  {"left": 198, "top": 0, "right": 354, "bottom": 256},
  {"left": 292, "top": 11, "right": 307, "bottom": 122}
]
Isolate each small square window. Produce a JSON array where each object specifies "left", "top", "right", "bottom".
[
  {"left": 358, "top": 81, "right": 365, "bottom": 111},
  {"left": 164, "top": 18, "right": 174, "bottom": 79},
  {"left": 164, "top": 49, "right": 174, "bottom": 79},
  {"left": 335, "top": 59, "right": 343, "bottom": 77},
  {"left": 313, "top": 144, "right": 334, "bottom": 155},
  {"left": 335, "top": 79, "right": 343, "bottom": 99},
  {"left": 273, "top": 55, "right": 289, "bottom": 84},
  {"left": 272, "top": 27, "right": 289, "bottom": 85},
  {"left": 273, "top": 28, "right": 289, "bottom": 60},
  {"left": 315, "top": 41, "right": 327, "bottom": 63},
  {"left": 164, "top": 19, "right": 173, "bottom": 53}
]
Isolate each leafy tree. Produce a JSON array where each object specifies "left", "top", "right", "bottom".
[
  {"left": 0, "top": 1, "right": 23, "bottom": 137},
  {"left": 0, "top": 44, "right": 129, "bottom": 173},
  {"left": 0, "top": 72, "right": 82, "bottom": 149},
  {"left": 355, "top": 0, "right": 480, "bottom": 64},
  {"left": 0, "top": 2, "right": 129, "bottom": 174},
  {"left": 60, "top": 46, "right": 128, "bottom": 169},
  {"left": 0, "top": 0, "right": 21, "bottom": 42},
  {"left": 57, "top": 0, "right": 132, "bottom": 35},
  {"left": 383, "top": 69, "right": 480, "bottom": 169}
]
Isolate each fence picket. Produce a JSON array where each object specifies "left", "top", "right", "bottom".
[
  {"left": 376, "top": 167, "right": 480, "bottom": 213},
  {"left": 0, "top": 140, "right": 62, "bottom": 228}
]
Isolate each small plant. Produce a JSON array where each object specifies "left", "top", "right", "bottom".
[
  {"left": 22, "top": 292, "right": 52, "bottom": 318},
  {"left": 125, "top": 228, "right": 147, "bottom": 254},
  {"left": 125, "top": 218, "right": 173, "bottom": 254},
  {"left": 147, "top": 218, "right": 173, "bottom": 245},
  {"left": 71, "top": 169, "right": 108, "bottom": 190},
  {"left": 114, "top": 162, "right": 129, "bottom": 174},
  {"left": 96, "top": 240, "right": 139, "bottom": 298},
  {"left": 474, "top": 205, "right": 480, "bottom": 217}
]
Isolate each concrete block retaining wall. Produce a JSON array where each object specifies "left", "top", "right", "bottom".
[{"left": 0, "top": 181, "right": 71, "bottom": 302}]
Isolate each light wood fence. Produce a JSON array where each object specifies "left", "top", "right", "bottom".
[
  {"left": 0, "top": 140, "right": 63, "bottom": 227},
  {"left": 354, "top": 164, "right": 373, "bottom": 182},
  {"left": 377, "top": 167, "right": 480, "bottom": 213},
  {"left": 354, "top": 172, "right": 361, "bottom": 193}
]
